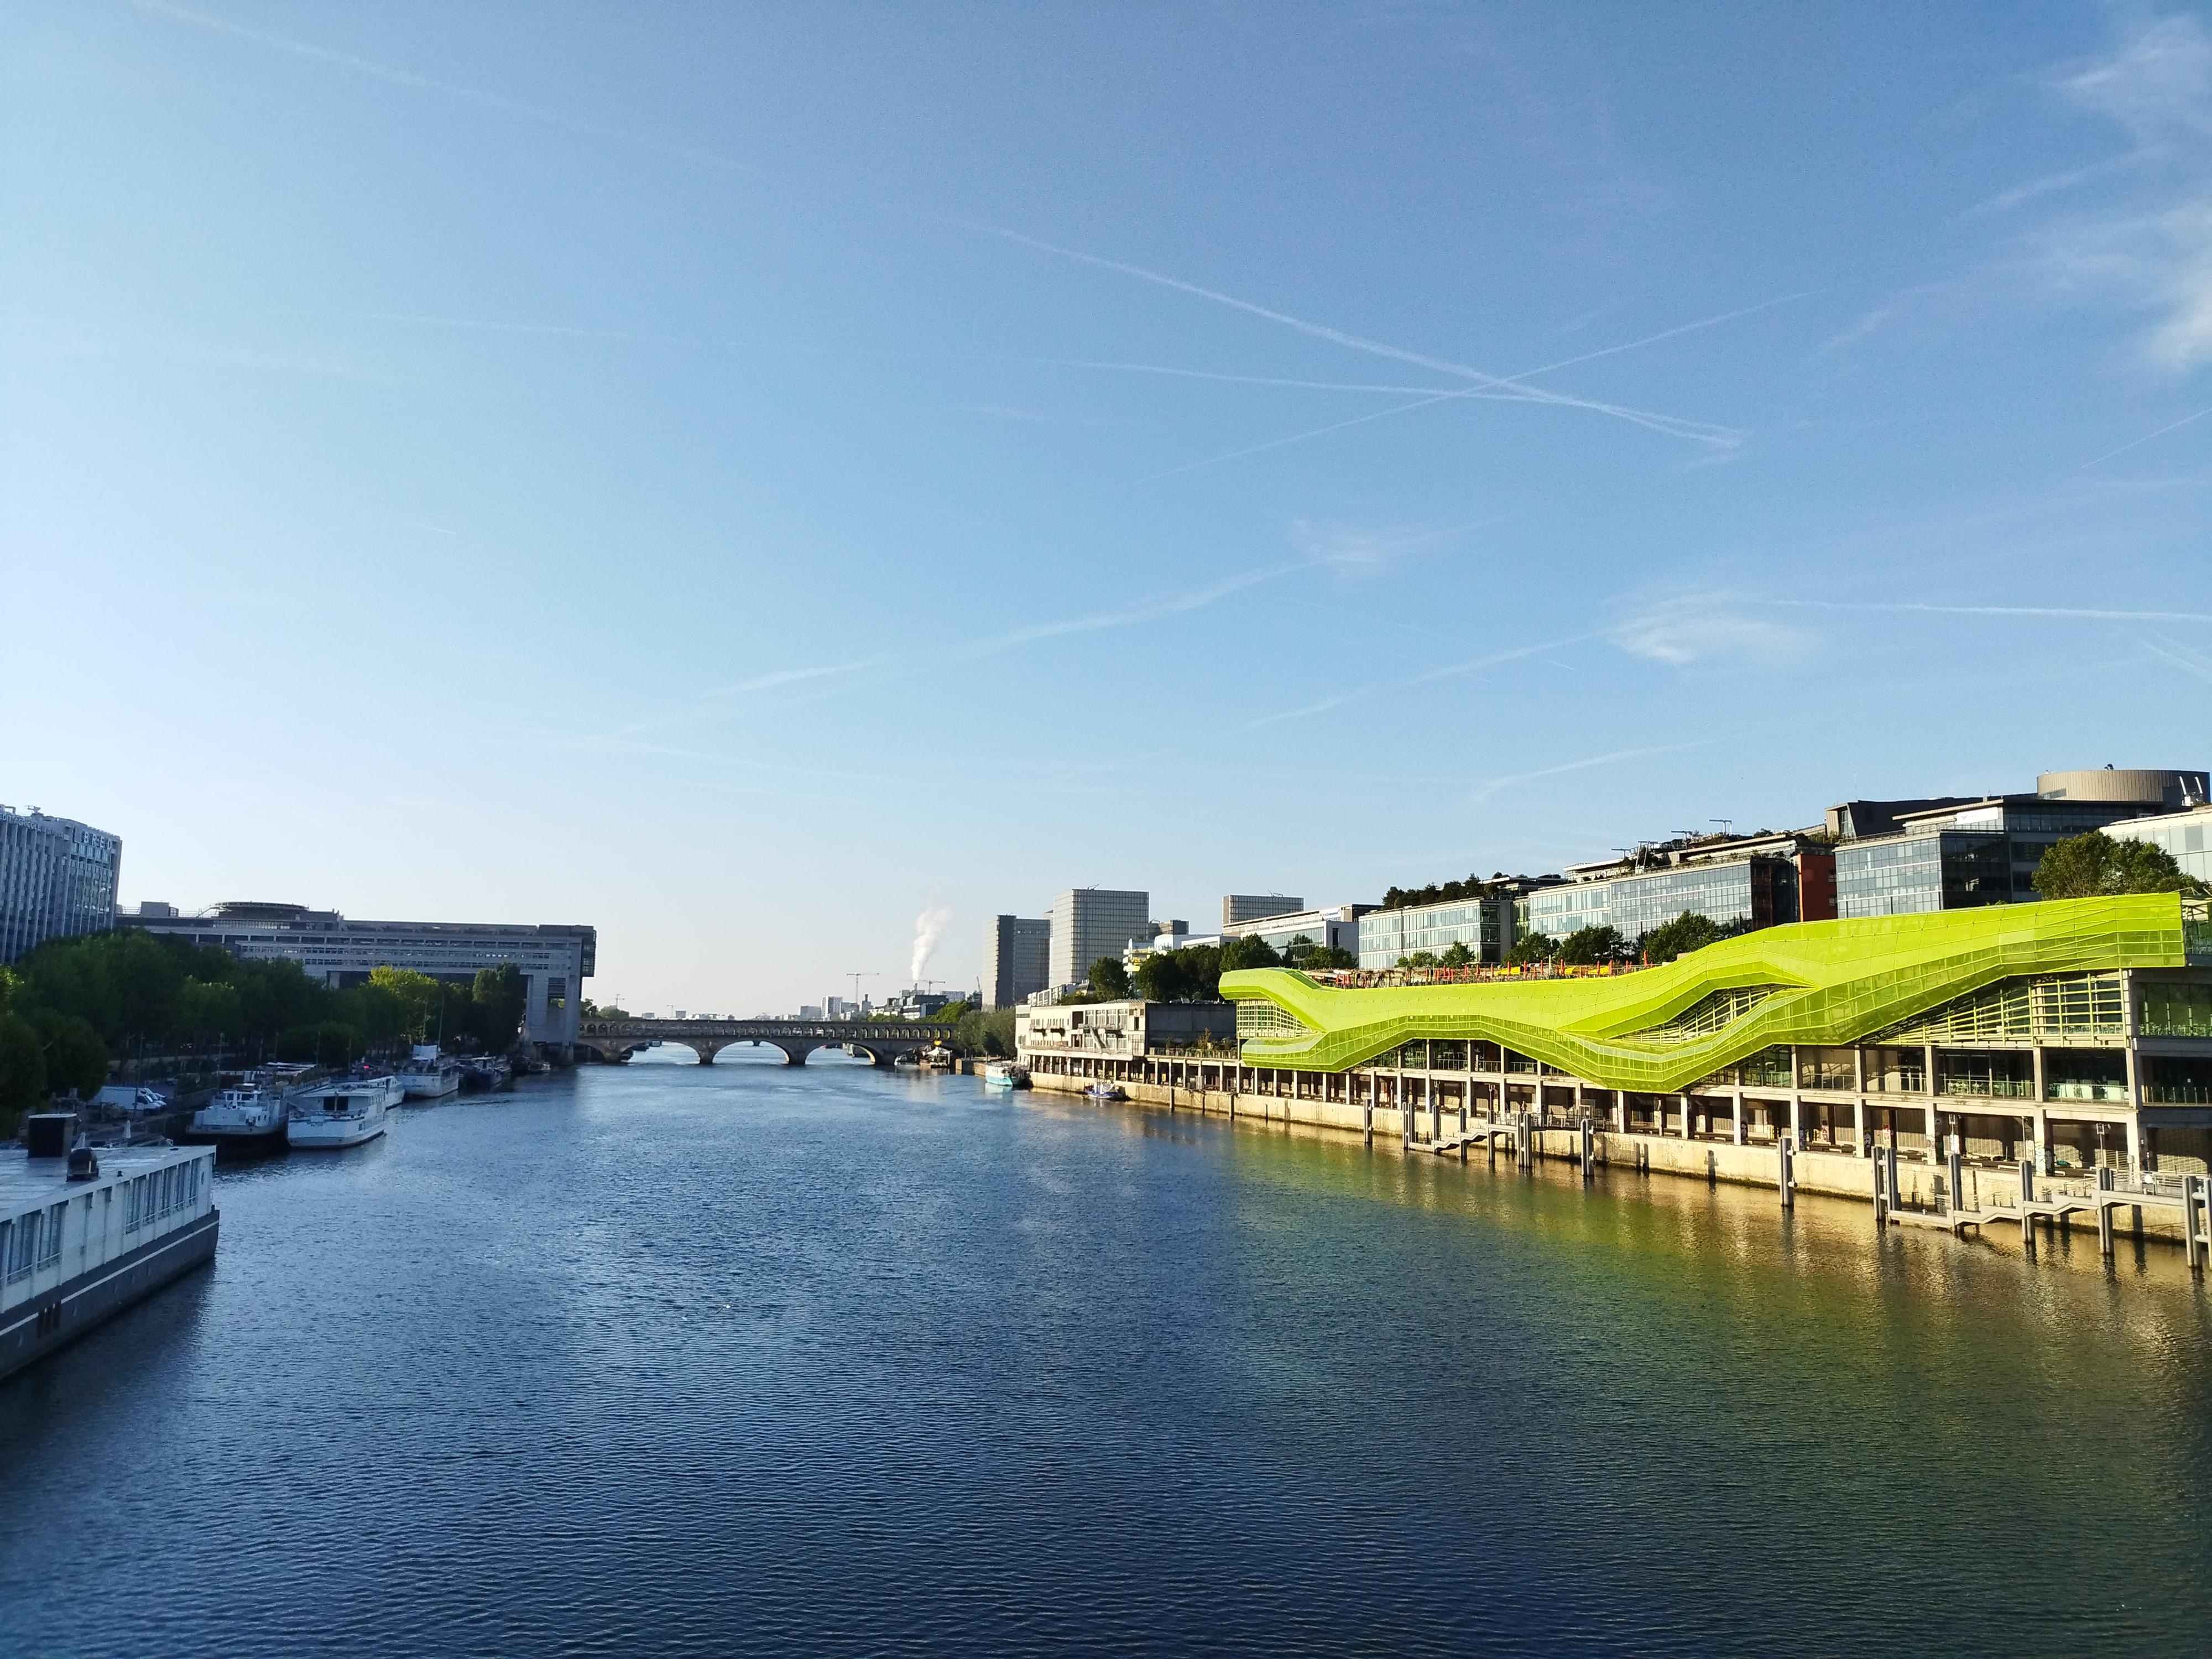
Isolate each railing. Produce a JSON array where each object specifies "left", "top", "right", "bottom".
[
  {"left": 1939, "top": 1078, "right": 2034, "bottom": 1098},
  {"left": 1300, "top": 961, "right": 1653, "bottom": 989}
]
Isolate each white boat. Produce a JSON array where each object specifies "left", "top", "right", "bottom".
[
  {"left": 982, "top": 1061, "right": 1031, "bottom": 1091},
  {"left": 185, "top": 1070, "right": 296, "bottom": 1155},
  {"left": 286, "top": 1073, "right": 403, "bottom": 1149},
  {"left": 395, "top": 1045, "right": 463, "bottom": 1100}
]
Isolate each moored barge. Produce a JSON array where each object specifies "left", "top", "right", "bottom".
[{"left": 1, "top": 1117, "right": 220, "bottom": 1382}]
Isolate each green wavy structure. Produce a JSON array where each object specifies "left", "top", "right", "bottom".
[{"left": 1219, "top": 893, "right": 2198, "bottom": 1093}]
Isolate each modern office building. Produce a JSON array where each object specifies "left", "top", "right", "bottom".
[
  {"left": 2107, "top": 804, "right": 2212, "bottom": 886},
  {"left": 125, "top": 901, "right": 595, "bottom": 1051},
  {"left": 1228, "top": 903, "right": 1369, "bottom": 960},
  {"left": 0, "top": 806, "right": 122, "bottom": 965},
  {"left": 1831, "top": 770, "right": 2205, "bottom": 919},
  {"left": 1046, "top": 888, "right": 1150, "bottom": 990},
  {"left": 1359, "top": 896, "right": 1515, "bottom": 968},
  {"left": 1515, "top": 833, "right": 1833, "bottom": 948},
  {"left": 983, "top": 915, "right": 1052, "bottom": 1009},
  {"left": 1223, "top": 894, "right": 1305, "bottom": 928}
]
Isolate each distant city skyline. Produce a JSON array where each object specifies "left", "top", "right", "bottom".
[{"left": 8, "top": 4, "right": 2212, "bottom": 1013}]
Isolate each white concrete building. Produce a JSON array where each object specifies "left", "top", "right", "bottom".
[
  {"left": 126, "top": 902, "right": 595, "bottom": 1051},
  {"left": 1046, "top": 888, "right": 1149, "bottom": 990}
]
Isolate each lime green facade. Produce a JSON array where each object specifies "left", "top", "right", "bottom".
[{"left": 1220, "top": 894, "right": 2203, "bottom": 1094}]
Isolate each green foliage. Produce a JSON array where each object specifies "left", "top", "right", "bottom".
[
  {"left": 33, "top": 1012, "right": 109, "bottom": 1101},
  {"left": 2034, "top": 831, "right": 2207, "bottom": 900},
  {"left": 0, "top": 1013, "right": 46, "bottom": 1128},
  {"left": 1380, "top": 874, "right": 1494, "bottom": 911},
  {"left": 1087, "top": 956, "right": 1131, "bottom": 999},
  {"left": 276, "top": 1022, "right": 366, "bottom": 1067},
  {"left": 1641, "top": 912, "right": 1723, "bottom": 963},
  {"left": 947, "top": 1005, "right": 1018, "bottom": 1057},
  {"left": 1133, "top": 943, "right": 1225, "bottom": 1003},
  {"left": 368, "top": 966, "right": 441, "bottom": 1039},
  {"left": 580, "top": 998, "right": 628, "bottom": 1020},
  {"left": 1219, "top": 935, "right": 1281, "bottom": 973},
  {"left": 1438, "top": 942, "right": 1474, "bottom": 969},
  {"left": 933, "top": 1000, "right": 975, "bottom": 1024},
  {"left": 1395, "top": 951, "right": 1440, "bottom": 969},
  {"left": 1558, "top": 925, "right": 1626, "bottom": 966},
  {"left": 468, "top": 963, "right": 530, "bottom": 1050},
  {"left": 1506, "top": 932, "right": 1556, "bottom": 967}
]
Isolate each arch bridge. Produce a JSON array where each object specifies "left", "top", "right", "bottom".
[{"left": 576, "top": 1016, "right": 947, "bottom": 1069}]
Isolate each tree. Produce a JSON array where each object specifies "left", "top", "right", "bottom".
[
  {"left": 1397, "top": 951, "right": 1439, "bottom": 969},
  {"left": 0, "top": 1013, "right": 46, "bottom": 1128},
  {"left": 1558, "top": 925, "right": 1626, "bottom": 966},
  {"left": 277, "top": 1022, "right": 365, "bottom": 1067},
  {"left": 1219, "top": 935, "right": 1281, "bottom": 973},
  {"left": 469, "top": 963, "right": 529, "bottom": 1051},
  {"left": 2034, "top": 831, "right": 2207, "bottom": 900},
  {"left": 1641, "top": 912, "right": 1722, "bottom": 963},
  {"left": 1088, "top": 956, "right": 1130, "bottom": 999},
  {"left": 175, "top": 977, "right": 246, "bottom": 1040},
  {"left": 368, "top": 966, "right": 442, "bottom": 1040},
  {"left": 34, "top": 1013, "right": 108, "bottom": 1101},
  {"left": 1131, "top": 951, "right": 1189, "bottom": 1004},
  {"left": 933, "top": 1000, "right": 975, "bottom": 1024},
  {"left": 1506, "top": 931, "right": 1556, "bottom": 967},
  {"left": 949, "top": 1005, "right": 1018, "bottom": 1057},
  {"left": 1438, "top": 941, "right": 1474, "bottom": 969}
]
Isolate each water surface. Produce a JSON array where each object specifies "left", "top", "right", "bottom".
[{"left": 2, "top": 1053, "right": 2207, "bottom": 1655}]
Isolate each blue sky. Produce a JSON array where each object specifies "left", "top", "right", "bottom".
[{"left": 6, "top": 2, "right": 2212, "bottom": 1013}]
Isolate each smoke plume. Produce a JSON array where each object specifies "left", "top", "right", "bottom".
[{"left": 910, "top": 904, "right": 953, "bottom": 985}]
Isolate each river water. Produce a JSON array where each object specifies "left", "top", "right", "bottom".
[{"left": 2, "top": 1052, "right": 2209, "bottom": 1655}]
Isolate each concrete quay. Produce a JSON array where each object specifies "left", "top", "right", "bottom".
[{"left": 1024, "top": 1067, "right": 2212, "bottom": 1260}]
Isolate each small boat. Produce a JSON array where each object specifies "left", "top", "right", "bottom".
[
  {"left": 183, "top": 1065, "right": 309, "bottom": 1156},
  {"left": 396, "top": 1045, "right": 463, "bottom": 1100},
  {"left": 460, "top": 1056, "right": 512, "bottom": 1092},
  {"left": 982, "top": 1061, "right": 1031, "bottom": 1092},
  {"left": 919, "top": 1046, "right": 957, "bottom": 1071},
  {"left": 1082, "top": 1083, "right": 1126, "bottom": 1101},
  {"left": 286, "top": 1072, "right": 403, "bottom": 1149}
]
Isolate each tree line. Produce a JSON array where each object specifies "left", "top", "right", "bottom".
[{"left": 0, "top": 927, "right": 531, "bottom": 1128}]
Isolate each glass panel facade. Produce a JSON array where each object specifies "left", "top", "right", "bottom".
[
  {"left": 2043, "top": 1049, "right": 2128, "bottom": 1102},
  {"left": 1357, "top": 900, "right": 1506, "bottom": 969},
  {"left": 1521, "top": 882, "right": 1611, "bottom": 941},
  {"left": 1835, "top": 831, "right": 2008, "bottom": 919},
  {"left": 1875, "top": 973, "right": 2124, "bottom": 1043},
  {"left": 2141, "top": 982, "right": 2212, "bottom": 1039}
]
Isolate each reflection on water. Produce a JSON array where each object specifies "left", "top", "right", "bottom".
[{"left": 2, "top": 1054, "right": 2208, "bottom": 1656}]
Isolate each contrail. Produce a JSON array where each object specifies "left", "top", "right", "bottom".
[
  {"left": 1767, "top": 599, "right": 2212, "bottom": 624},
  {"left": 966, "top": 223, "right": 1743, "bottom": 446},
  {"left": 133, "top": 0, "right": 771, "bottom": 178},
  {"left": 1469, "top": 740, "right": 1717, "bottom": 807},
  {"left": 2077, "top": 404, "right": 2212, "bottom": 469},
  {"left": 1510, "top": 293, "right": 1812, "bottom": 380}
]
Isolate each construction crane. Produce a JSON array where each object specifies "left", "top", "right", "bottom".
[{"left": 846, "top": 971, "right": 879, "bottom": 1006}]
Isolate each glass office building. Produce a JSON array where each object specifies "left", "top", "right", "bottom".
[
  {"left": 2109, "top": 808, "right": 2212, "bottom": 885},
  {"left": 1516, "top": 852, "right": 1807, "bottom": 947},
  {"left": 0, "top": 806, "right": 121, "bottom": 965},
  {"left": 1834, "top": 798, "right": 2168, "bottom": 920},
  {"left": 1358, "top": 899, "right": 1512, "bottom": 969}
]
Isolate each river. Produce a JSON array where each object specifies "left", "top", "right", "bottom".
[{"left": 2, "top": 1051, "right": 2209, "bottom": 1655}]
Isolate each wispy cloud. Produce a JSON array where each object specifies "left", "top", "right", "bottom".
[
  {"left": 1605, "top": 595, "right": 1809, "bottom": 667},
  {"left": 2028, "top": 14, "right": 2212, "bottom": 372},
  {"left": 354, "top": 311, "right": 700, "bottom": 346},
  {"left": 948, "top": 404, "right": 1129, "bottom": 427}
]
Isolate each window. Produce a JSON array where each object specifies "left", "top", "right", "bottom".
[
  {"left": 2142, "top": 983, "right": 2212, "bottom": 1039},
  {"left": 6, "top": 1214, "right": 35, "bottom": 1282},
  {"left": 38, "top": 1203, "right": 64, "bottom": 1269}
]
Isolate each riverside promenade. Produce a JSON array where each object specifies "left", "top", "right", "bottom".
[{"left": 1018, "top": 894, "right": 2212, "bottom": 1260}]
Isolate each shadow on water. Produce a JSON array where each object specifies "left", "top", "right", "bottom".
[{"left": 2, "top": 1061, "right": 2208, "bottom": 1656}]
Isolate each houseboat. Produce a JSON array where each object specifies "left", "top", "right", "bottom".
[
  {"left": 395, "top": 1045, "right": 463, "bottom": 1100},
  {"left": 1, "top": 1116, "right": 220, "bottom": 1381},
  {"left": 286, "top": 1072, "right": 404, "bottom": 1149}
]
